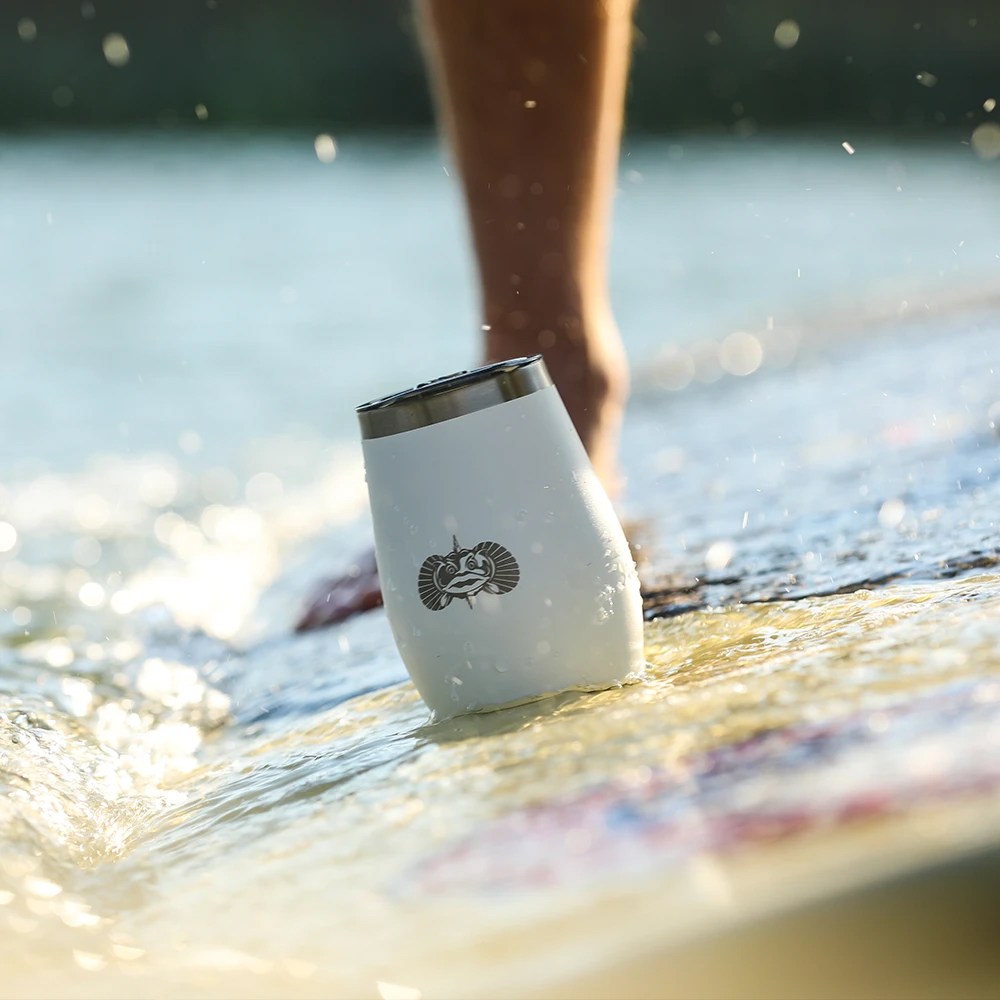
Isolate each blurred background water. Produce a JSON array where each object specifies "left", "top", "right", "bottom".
[
  {"left": 2, "top": 3, "right": 1000, "bottom": 997},
  {"left": 6, "top": 132, "right": 1000, "bottom": 466}
]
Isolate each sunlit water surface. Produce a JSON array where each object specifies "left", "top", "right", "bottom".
[{"left": 1, "top": 134, "right": 1000, "bottom": 997}]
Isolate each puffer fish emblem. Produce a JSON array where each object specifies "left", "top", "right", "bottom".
[{"left": 418, "top": 535, "right": 520, "bottom": 611}]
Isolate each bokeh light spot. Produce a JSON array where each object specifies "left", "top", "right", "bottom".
[
  {"left": 773, "top": 20, "right": 800, "bottom": 49},
  {"left": 878, "top": 498, "right": 907, "bottom": 529},
  {"left": 179, "top": 430, "right": 202, "bottom": 454},
  {"left": 719, "top": 332, "right": 763, "bottom": 376},
  {"left": 0, "top": 522, "right": 18, "bottom": 552},
  {"left": 79, "top": 581, "right": 106, "bottom": 608},
  {"left": 972, "top": 122, "right": 1000, "bottom": 159},
  {"left": 102, "top": 33, "right": 131, "bottom": 68},
  {"left": 314, "top": 134, "right": 337, "bottom": 163}
]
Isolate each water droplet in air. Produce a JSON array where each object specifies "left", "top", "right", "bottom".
[
  {"left": 705, "top": 540, "right": 734, "bottom": 570},
  {"left": 773, "top": 19, "right": 800, "bottom": 49},
  {"left": 878, "top": 498, "right": 906, "bottom": 528},
  {"left": 102, "top": 33, "right": 130, "bottom": 67},
  {"left": 314, "top": 133, "right": 337, "bottom": 163}
]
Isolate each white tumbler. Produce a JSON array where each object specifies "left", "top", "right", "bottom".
[{"left": 358, "top": 355, "right": 644, "bottom": 719}]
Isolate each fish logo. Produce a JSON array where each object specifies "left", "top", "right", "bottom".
[{"left": 418, "top": 536, "right": 520, "bottom": 611}]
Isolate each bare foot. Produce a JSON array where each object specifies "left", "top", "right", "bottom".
[{"left": 295, "top": 550, "right": 383, "bottom": 631}]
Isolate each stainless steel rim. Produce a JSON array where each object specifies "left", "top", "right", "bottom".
[{"left": 357, "top": 355, "right": 552, "bottom": 439}]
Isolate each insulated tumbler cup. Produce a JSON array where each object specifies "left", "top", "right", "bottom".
[{"left": 357, "top": 355, "right": 644, "bottom": 718}]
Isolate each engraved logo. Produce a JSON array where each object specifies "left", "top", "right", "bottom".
[{"left": 418, "top": 535, "right": 520, "bottom": 611}]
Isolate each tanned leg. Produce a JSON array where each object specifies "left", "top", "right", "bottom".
[
  {"left": 420, "top": 0, "right": 632, "bottom": 490},
  {"left": 297, "top": 0, "right": 634, "bottom": 631}
]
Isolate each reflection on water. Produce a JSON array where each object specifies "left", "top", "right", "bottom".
[
  {"left": 629, "top": 310, "right": 1000, "bottom": 616},
  {"left": 0, "top": 135, "right": 999, "bottom": 996},
  {"left": 4, "top": 574, "right": 999, "bottom": 996}
]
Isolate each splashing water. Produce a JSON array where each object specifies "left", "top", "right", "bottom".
[{"left": 0, "top": 136, "right": 999, "bottom": 996}]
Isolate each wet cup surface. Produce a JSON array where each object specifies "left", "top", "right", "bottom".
[{"left": 358, "top": 356, "right": 644, "bottom": 718}]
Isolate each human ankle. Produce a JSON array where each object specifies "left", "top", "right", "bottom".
[{"left": 484, "top": 307, "right": 626, "bottom": 494}]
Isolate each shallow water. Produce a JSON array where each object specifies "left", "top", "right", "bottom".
[{"left": 1, "top": 134, "right": 1000, "bottom": 997}]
